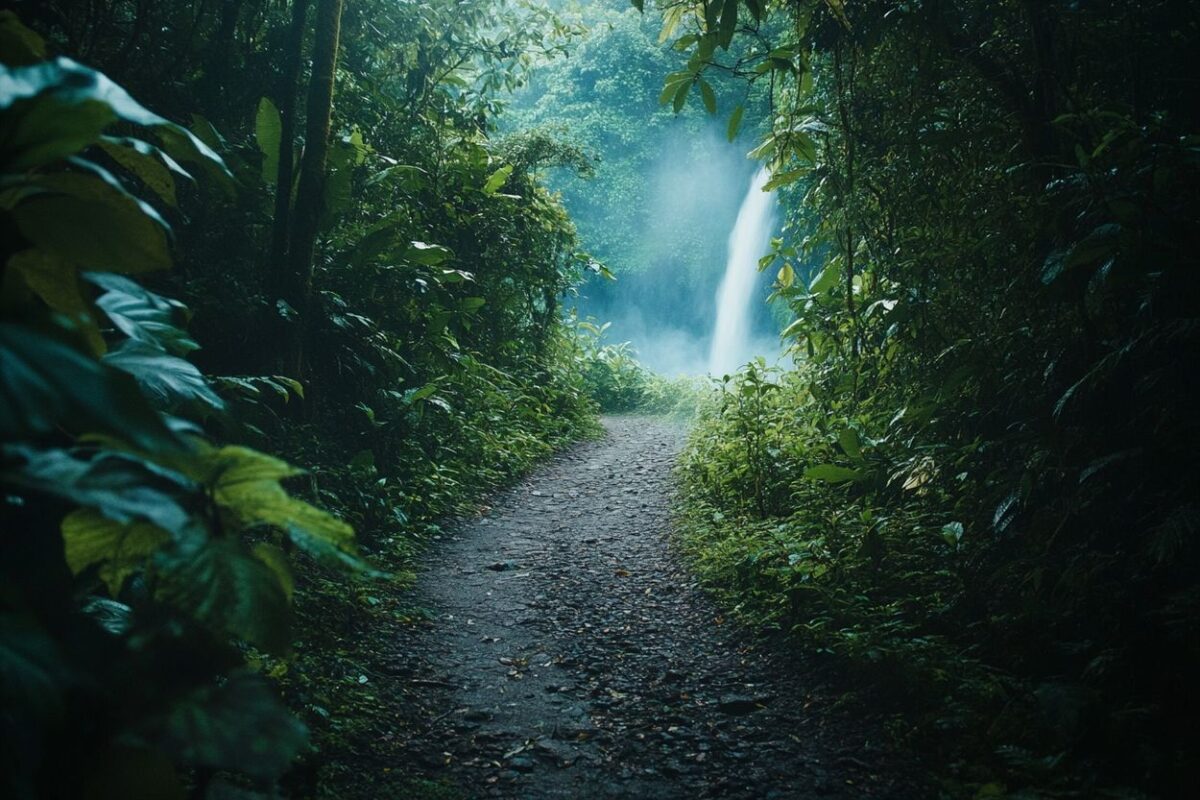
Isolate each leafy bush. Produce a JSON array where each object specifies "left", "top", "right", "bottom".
[
  {"left": 0, "top": 27, "right": 370, "bottom": 797},
  {"left": 665, "top": 2, "right": 1200, "bottom": 795},
  {"left": 576, "top": 318, "right": 707, "bottom": 416}
]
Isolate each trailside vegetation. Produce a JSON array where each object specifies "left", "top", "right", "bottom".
[
  {"left": 1, "top": 3, "right": 601, "bottom": 796},
  {"left": 659, "top": 1, "right": 1199, "bottom": 797}
]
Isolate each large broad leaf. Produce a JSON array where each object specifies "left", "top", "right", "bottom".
[
  {"left": 2, "top": 446, "right": 193, "bottom": 535},
  {"left": 254, "top": 97, "right": 281, "bottom": 185},
  {"left": 156, "top": 538, "right": 291, "bottom": 653},
  {"left": 61, "top": 510, "right": 170, "bottom": 594},
  {"left": 0, "top": 11, "right": 48, "bottom": 65},
  {"left": 838, "top": 428, "right": 863, "bottom": 462},
  {"left": 5, "top": 249, "right": 104, "bottom": 354},
  {"left": 132, "top": 671, "right": 306, "bottom": 780},
  {"left": 0, "top": 323, "right": 179, "bottom": 452},
  {"left": 803, "top": 464, "right": 864, "bottom": 483},
  {"left": 98, "top": 135, "right": 191, "bottom": 207},
  {"left": 808, "top": 261, "right": 840, "bottom": 294},
  {"left": 103, "top": 340, "right": 224, "bottom": 412},
  {"left": 1042, "top": 223, "right": 1122, "bottom": 285},
  {"left": 406, "top": 241, "right": 452, "bottom": 266},
  {"left": 0, "top": 58, "right": 231, "bottom": 190},
  {"left": 483, "top": 164, "right": 513, "bottom": 195},
  {"left": 87, "top": 272, "right": 198, "bottom": 355},
  {"left": 191, "top": 446, "right": 356, "bottom": 553},
  {"left": 12, "top": 172, "right": 172, "bottom": 272}
]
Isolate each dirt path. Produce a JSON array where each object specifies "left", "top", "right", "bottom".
[{"left": 382, "top": 416, "right": 920, "bottom": 799}]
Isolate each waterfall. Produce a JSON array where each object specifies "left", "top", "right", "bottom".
[{"left": 707, "top": 166, "right": 776, "bottom": 376}]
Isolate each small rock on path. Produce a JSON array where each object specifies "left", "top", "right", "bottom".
[{"left": 396, "top": 416, "right": 920, "bottom": 798}]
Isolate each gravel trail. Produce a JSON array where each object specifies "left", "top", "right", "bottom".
[{"left": 396, "top": 416, "right": 919, "bottom": 799}]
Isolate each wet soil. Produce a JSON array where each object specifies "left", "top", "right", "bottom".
[{"left": 292, "top": 416, "right": 923, "bottom": 799}]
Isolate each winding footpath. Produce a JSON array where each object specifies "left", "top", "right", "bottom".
[{"left": 393, "top": 417, "right": 920, "bottom": 798}]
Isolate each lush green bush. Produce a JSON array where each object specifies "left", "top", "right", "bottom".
[
  {"left": 576, "top": 318, "right": 707, "bottom": 416},
  {"left": 1, "top": 5, "right": 603, "bottom": 796},
  {"left": 0, "top": 27, "right": 371, "bottom": 797},
  {"left": 666, "top": 1, "right": 1200, "bottom": 796}
]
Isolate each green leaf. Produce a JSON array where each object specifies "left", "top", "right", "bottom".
[
  {"left": 727, "top": 105, "right": 745, "bottom": 141},
  {"left": 12, "top": 173, "right": 172, "bottom": 272},
  {"left": 0, "top": 11, "right": 47, "bottom": 65},
  {"left": 483, "top": 164, "right": 514, "bottom": 195},
  {"left": 803, "top": 464, "right": 864, "bottom": 483},
  {"left": 762, "top": 168, "right": 809, "bottom": 191},
  {"left": 194, "top": 445, "right": 301, "bottom": 487},
  {"left": 0, "top": 86, "right": 114, "bottom": 170},
  {"left": 87, "top": 272, "right": 199, "bottom": 355},
  {"left": 5, "top": 249, "right": 105, "bottom": 354},
  {"left": 809, "top": 262, "right": 840, "bottom": 294},
  {"left": 940, "top": 521, "right": 964, "bottom": 548},
  {"left": 658, "top": 73, "right": 686, "bottom": 105},
  {"left": 0, "top": 58, "right": 227, "bottom": 180},
  {"left": 62, "top": 510, "right": 170, "bottom": 595},
  {"left": 2, "top": 446, "right": 192, "bottom": 534},
  {"left": 776, "top": 263, "right": 795, "bottom": 289},
  {"left": 718, "top": 0, "right": 739, "bottom": 49},
  {"left": 102, "top": 340, "right": 225, "bottom": 412},
  {"left": 700, "top": 79, "right": 717, "bottom": 114},
  {"left": 747, "top": 133, "right": 777, "bottom": 161},
  {"left": 287, "top": 526, "right": 386, "bottom": 578},
  {"left": 672, "top": 78, "right": 691, "bottom": 113},
  {"left": 132, "top": 671, "right": 306, "bottom": 779},
  {"left": 98, "top": 136, "right": 189, "bottom": 207},
  {"left": 838, "top": 428, "right": 863, "bottom": 462},
  {"left": 781, "top": 318, "right": 806, "bottom": 340},
  {"left": 252, "top": 543, "right": 294, "bottom": 601},
  {"left": 823, "top": 0, "right": 852, "bottom": 30},
  {"left": 195, "top": 446, "right": 356, "bottom": 553},
  {"left": 0, "top": 323, "right": 179, "bottom": 452},
  {"left": 156, "top": 538, "right": 291, "bottom": 653},
  {"left": 1043, "top": 224, "right": 1123, "bottom": 285},
  {"left": 255, "top": 97, "right": 282, "bottom": 185},
  {"left": 405, "top": 241, "right": 453, "bottom": 265},
  {"left": 0, "top": 614, "right": 68, "bottom": 726}
]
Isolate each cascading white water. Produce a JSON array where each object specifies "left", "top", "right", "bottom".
[{"left": 707, "top": 166, "right": 776, "bottom": 375}]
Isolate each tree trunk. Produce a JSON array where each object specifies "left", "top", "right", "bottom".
[
  {"left": 267, "top": 0, "right": 311, "bottom": 296},
  {"left": 279, "top": 0, "right": 344, "bottom": 376}
]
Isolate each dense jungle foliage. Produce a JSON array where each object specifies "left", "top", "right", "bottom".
[
  {"left": 0, "top": 1, "right": 604, "bottom": 796},
  {"left": 662, "top": 1, "right": 1199, "bottom": 797},
  {"left": 1, "top": 1, "right": 1197, "bottom": 799}
]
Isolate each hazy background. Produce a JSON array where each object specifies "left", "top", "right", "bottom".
[{"left": 505, "top": 0, "right": 784, "bottom": 375}]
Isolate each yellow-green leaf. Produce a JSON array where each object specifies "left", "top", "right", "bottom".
[
  {"left": 5, "top": 249, "right": 105, "bottom": 354},
  {"left": 252, "top": 543, "right": 294, "bottom": 601},
  {"left": 195, "top": 446, "right": 355, "bottom": 552},
  {"left": 12, "top": 174, "right": 171, "bottom": 272},
  {"left": 776, "top": 262, "right": 795, "bottom": 289},
  {"left": 98, "top": 136, "right": 181, "bottom": 206},
  {"left": 62, "top": 509, "right": 169, "bottom": 595}
]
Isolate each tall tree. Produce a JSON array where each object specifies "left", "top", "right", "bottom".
[
  {"left": 268, "top": 0, "right": 312, "bottom": 294},
  {"left": 279, "top": 0, "right": 344, "bottom": 375}
]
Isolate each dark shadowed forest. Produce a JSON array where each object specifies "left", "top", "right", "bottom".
[{"left": 1, "top": 1, "right": 1197, "bottom": 799}]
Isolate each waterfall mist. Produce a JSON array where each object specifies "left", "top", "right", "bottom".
[
  {"left": 707, "top": 167, "right": 777, "bottom": 376},
  {"left": 567, "top": 126, "right": 782, "bottom": 377}
]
